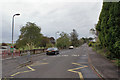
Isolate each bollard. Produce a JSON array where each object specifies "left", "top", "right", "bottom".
[
  {"left": 13, "top": 52, "right": 15, "bottom": 57},
  {"left": 3, "top": 51, "right": 6, "bottom": 59},
  {"left": 4, "top": 51, "right": 6, "bottom": 59},
  {"left": 27, "top": 51, "right": 31, "bottom": 62},
  {"left": 2, "top": 51, "right": 4, "bottom": 59},
  {"left": 19, "top": 50, "right": 20, "bottom": 56}
]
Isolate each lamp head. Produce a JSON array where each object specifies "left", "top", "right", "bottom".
[
  {"left": 14, "top": 14, "right": 20, "bottom": 16},
  {"left": 15, "top": 14, "right": 20, "bottom": 16}
]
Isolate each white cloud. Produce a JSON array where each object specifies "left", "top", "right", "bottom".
[
  {"left": 1, "top": 1, "right": 103, "bottom": 43},
  {"left": 1, "top": 0, "right": 103, "bottom": 3}
]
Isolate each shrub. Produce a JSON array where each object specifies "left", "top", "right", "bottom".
[
  {"left": 88, "top": 42, "right": 96, "bottom": 47},
  {"left": 94, "top": 42, "right": 102, "bottom": 49},
  {"left": 88, "top": 42, "right": 93, "bottom": 47},
  {"left": 88, "top": 42, "right": 92, "bottom": 47},
  {"left": 115, "top": 59, "right": 120, "bottom": 66},
  {"left": 113, "top": 41, "right": 120, "bottom": 58}
]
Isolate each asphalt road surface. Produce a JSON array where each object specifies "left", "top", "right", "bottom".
[{"left": 2, "top": 44, "right": 102, "bottom": 80}]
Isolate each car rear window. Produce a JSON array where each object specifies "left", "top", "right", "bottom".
[
  {"left": 47, "top": 48, "right": 58, "bottom": 50},
  {"left": 47, "top": 48, "right": 54, "bottom": 50}
]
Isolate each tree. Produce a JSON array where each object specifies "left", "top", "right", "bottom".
[
  {"left": 70, "top": 29, "right": 79, "bottom": 47},
  {"left": 88, "top": 37, "right": 94, "bottom": 41},
  {"left": 79, "top": 38, "right": 85, "bottom": 45},
  {"left": 96, "top": 2, "right": 120, "bottom": 59},
  {"left": 49, "top": 37, "right": 55, "bottom": 45},
  {"left": 57, "top": 32, "right": 71, "bottom": 49},
  {"left": 16, "top": 22, "right": 42, "bottom": 50},
  {"left": 90, "top": 24, "right": 99, "bottom": 42},
  {"left": 46, "top": 43, "right": 54, "bottom": 48},
  {"left": 80, "top": 37, "right": 93, "bottom": 43},
  {"left": 39, "top": 36, "right": 50, "bottom": 48},
  {"left": 90, "top": 28, "right": 96, "bottom": 35}
]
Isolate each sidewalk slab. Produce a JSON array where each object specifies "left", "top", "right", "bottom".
[{"left": 87, "top": 47, "right": 120, "bottom": 79}]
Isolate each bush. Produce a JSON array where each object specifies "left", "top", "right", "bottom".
[
  {"left": 88, "top": 42, "right": 96, "bottom": 47},
  {"left": 115, "top": 59, "right": 120, "bottom": 66},
  {"left": 105, "top": 51, "right": 112, "bottom": 59},
  {"left": 88, "top": 42, "right": 92, "bottom": 47},
  {"left": 113, "top": 41, "right": 120, "bottom": 58},
  {"left": 94, "top": 42, "right": 102, "bottom": 49}
]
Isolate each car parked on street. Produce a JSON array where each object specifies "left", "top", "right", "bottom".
[{"left": 46, "top": 47, "right": 59, "bottom": 55}]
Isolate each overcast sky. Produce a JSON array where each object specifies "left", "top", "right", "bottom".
[{"left": 0, "top": 0, "right": 103, "bottom": 43}]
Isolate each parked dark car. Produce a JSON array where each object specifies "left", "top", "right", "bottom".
[{"left": 46, "top": 47, "right": 59, "bottom": 55}]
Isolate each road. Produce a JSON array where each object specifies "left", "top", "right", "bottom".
[{"left": 2, "top": 44, "right": 102, "bottom": 80}]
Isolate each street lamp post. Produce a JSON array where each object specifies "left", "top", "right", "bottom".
[
  {"left": 55, "top": 31, "right": 59, "bottom": 47},
  {"left": 12, "top": 13, "right": 20, "bottom": 57}
]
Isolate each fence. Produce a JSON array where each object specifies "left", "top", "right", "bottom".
[
  {"left": 20, "top": 49, "right": 46, "bottom": 54},
  {"left": 1, "top": 49, "right": 46, "bottom": 59},
  {"left": 2, "top": 50, "right": 20, "bottom": 59}
]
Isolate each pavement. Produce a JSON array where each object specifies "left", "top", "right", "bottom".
[
  {"left": 88, "top": 46, "right": 120, "bottom": 80},
  {"left": 2, "top": 44, "right": 120, "bottom": 80}
]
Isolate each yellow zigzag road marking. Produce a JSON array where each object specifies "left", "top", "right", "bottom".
[
  {"left": 30, "top": 63, "right": 48, "bottom": 66},
  {"left": 68, "top": 63, "right": 88, "bottom": 80},
  {"left": 72, "top": 63, "right": 87, "bottom": 67},
  {"left": 11, "top": 66, "right": 35, "bottom": 77},
  {"left": 27, "top": 66, "right": 35, "bottom": 71}
]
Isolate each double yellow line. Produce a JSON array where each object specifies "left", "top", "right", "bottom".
[{"left": 68, "top": 63, "right": 88, "bottom": 80}]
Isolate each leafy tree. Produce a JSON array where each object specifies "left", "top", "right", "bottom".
[
  {"left": 96, "top": 2, "right": 120, "bottom": 59},
  {"left": 90, "top": 28, "right": 96, "bottom": 35},
  {"left": 79, "top": 38, "right": 85, "bottom": 45},
  {"left": 39, "top": 36, "right": 50, "bottom": 48},
  {"left": 16, "top": 22, "right": 42, "bottom": 50},
  {"left": 57, "top": 32, "right": 71, "bottom": 49},
  {"left": 88, "top": 37, "right": 94, "bottom": 41},
  {"left": 46, "top": 43, "right": 54, "bottom": 48},
  {"left": 70, "top": 29, "right": 79, "bottom": 47},
  {"left": 80, "top": 37, "right": 93, "bottom": 43},
  {"left": 49, "top": 37, "right": 55, "bottom": 45}
]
